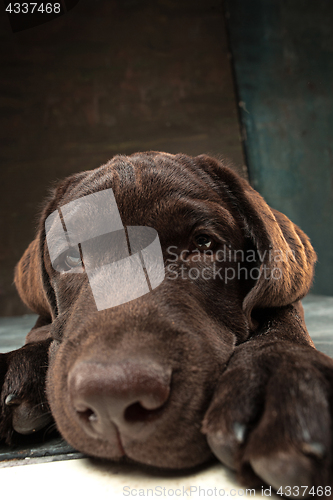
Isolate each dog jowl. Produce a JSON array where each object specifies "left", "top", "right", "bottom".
[{"left": 1, "top": 152, "right": 333, "bottom": 496}]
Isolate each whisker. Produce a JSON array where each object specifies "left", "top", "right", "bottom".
[{"left": 43, "top": 422, "right": 57, "bottom": 439}]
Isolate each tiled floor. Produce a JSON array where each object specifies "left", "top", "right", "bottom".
[
  {"left": 302, "top": 295, "right": 333, "bottom": 356},
  {"left": 0, "top": 295, "right": 332, "bottom": 499}
]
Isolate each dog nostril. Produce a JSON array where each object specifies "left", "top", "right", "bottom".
[
  {"left": 75, "top": 406, "right": 98, "bottom": 423},
  {"left": 88, "top": 411, "right": 98, "bottom": 422},
  {"left": 124, "top": 401, "right": 164, "bottom": 423}
]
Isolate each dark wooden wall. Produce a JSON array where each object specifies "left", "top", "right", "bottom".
[
  {"left": 0, "top": 0, "right": 244, "bottom": 316},
  {"left": 226, "top": 0, "right": 333, "bottom": 295}
]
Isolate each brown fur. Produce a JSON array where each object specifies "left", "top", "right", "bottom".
[{"left": 1, "top": 153, "right": 332, "bottom": 494}]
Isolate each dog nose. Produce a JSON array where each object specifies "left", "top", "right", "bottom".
[{"left": 68, "top": 359, "right": 171, "bottom": 441}]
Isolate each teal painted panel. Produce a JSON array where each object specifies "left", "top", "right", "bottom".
[{"left": 226, "top": 0, "right": 333, "bottom": 295}]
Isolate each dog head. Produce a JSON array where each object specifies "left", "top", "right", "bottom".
[{"left": 14, "top": 152, "right": 316, "bottom": 468}]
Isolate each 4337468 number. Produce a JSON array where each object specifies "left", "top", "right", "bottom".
[
  {"left": 5, "top": 3, "right": 61, "bottom": 14},
  {"left": 277, "top": 486, "right": 332, "bottom": 497}
]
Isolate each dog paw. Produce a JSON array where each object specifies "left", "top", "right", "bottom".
[
  {"left": 202, "top": 340, "right": 333, "bottom": 497},
  {"left": 0, "top": 339, "right": 53, "bottom": 444}
]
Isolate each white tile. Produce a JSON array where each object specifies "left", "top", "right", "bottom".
[{"left": 0, "top": 458, "right": 275, "bottom": 499}]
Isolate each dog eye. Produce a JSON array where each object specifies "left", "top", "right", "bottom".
[
  {"left": 193, "top": 234, "right": 214, "bottom": 250},
  {"left": 64, "top": 248, "right": 82, "bottom": 268}
]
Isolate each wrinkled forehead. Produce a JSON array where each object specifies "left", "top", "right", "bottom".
[
  {"left": 48, "top": 153, "right": 238, "bottom": 241},
  {"left": 60, "top": 153, "right": 224, "bottom": 203}
]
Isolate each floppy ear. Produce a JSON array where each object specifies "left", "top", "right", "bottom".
[
  {"left": 195, "top": 155, "right": 317, "bottom": 324},
  {"left": 238, "top": 183, "right": 317, "bottom": 321},
  {"left": 14, "top": 237, "right": 53, "bottom": 320},
  {"left": 14, "top": 172, "right": 86, "bottom": 322}
]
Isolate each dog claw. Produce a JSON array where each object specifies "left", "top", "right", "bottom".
[
  {"left": 5, "top": 394, "right": 21, "bottom": 406},
  {"left": 233, "top": 422, "right": 246, "bottom": 443},
  {"left": 301, "top": 441, "right": 326, "bottom": 459}
]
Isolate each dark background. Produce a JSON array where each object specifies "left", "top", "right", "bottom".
[
  {"left": 226, "top": 0, "right": 333, "bottom": 298},
  {"left": 1, "top": 0, "right": 332, "bottom": 317},
  {"left": 0, "top": 0, "right": 244, "bottom": 316}
]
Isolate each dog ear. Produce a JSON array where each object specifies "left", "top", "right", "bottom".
[
  {"left": 238, "top": 183, "right": 317, "bottom": 322},
  {"left": 195, "top": 155, "right": 317, "bottom": 325},
  {"left": 14, "top": 237, "right": 53, "bottom": 319},
  {"left": 14, "top": 173, "right": 86, "bottom": 321}
]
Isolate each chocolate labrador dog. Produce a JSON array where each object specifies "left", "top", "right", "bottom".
[{"left": 1, "top": 152, "right": 332, "bottom": 495}]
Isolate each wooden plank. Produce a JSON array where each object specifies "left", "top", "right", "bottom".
[{"left": 226, "top": 0, "right": 333, "bottom": 295}]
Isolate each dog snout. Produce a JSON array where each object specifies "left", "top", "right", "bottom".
[{"left": 68, "top": 359, "right": 171, "bottom": 442}]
